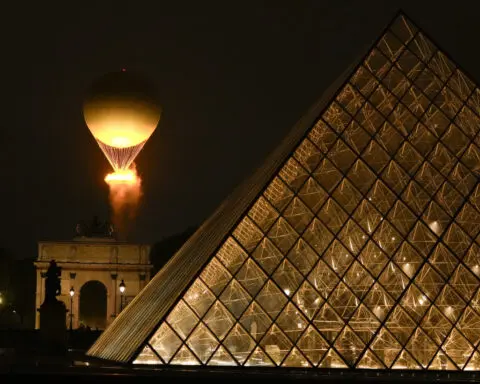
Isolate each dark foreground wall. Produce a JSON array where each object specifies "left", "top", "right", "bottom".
[
  {"left": 1, "top": 330, "right": 480, "bottom": 383},
  {"left": 2, "top": 365, "right": 480, "bottom": 384},
  {"left": 0, "top": 329, "right": 101, "bottom": 365},
  {"left": 0, "top": 328, "right": 101, "bottom": 348}
]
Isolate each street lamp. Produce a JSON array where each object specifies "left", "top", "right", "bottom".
[
  {"left": 69, "top": 287, "right": 75, "bottom": 331},
  {"left": 119, "top": 280, "right": 126, "bottom": 311}
]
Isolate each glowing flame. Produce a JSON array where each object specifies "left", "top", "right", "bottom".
[{"left": 105, "top": 170, "right": 138, "bottom": 184}]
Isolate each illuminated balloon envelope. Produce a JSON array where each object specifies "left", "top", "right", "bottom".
[{"left": 83, "top": 70, "right": 161, "bottom": 171}]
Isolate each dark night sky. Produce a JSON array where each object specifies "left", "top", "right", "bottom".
[{"left": 1, "top": 0, "right": 480, "bottom": 259}]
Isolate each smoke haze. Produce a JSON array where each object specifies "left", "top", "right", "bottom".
[{"left": 106, "top": 164, "right": 142, "bottom": 241}]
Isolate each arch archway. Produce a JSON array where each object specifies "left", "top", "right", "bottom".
[{"left": 79, "top": 280, "right": 107, "bottom": 330}]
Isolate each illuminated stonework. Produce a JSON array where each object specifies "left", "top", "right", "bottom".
[
  {"left": 34, "top": 238, "right": 152, "bottom": 329},
  {"left": 89, "top": 12, "right": 480, "bottom": 370}
]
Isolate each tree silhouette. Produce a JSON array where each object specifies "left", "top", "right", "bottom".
[{"left": 149, "top": 226, "right": 197, "bottom": 275}]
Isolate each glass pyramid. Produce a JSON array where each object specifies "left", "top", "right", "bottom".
[{"left": 134, "top": 13, "right": 480, "bottom": 370}]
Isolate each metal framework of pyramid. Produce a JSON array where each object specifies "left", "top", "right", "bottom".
[{"left": 88, "top": 11, "right": 480, "bottom": 371}]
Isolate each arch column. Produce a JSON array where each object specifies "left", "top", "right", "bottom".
[
  {"left": 109, "top": 273, "right": 118, "bottom": 324},
  {"left": 73, "top": 292, "right": 79, "bottom": 329}
]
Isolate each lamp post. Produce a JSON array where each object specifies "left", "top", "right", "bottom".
[
  {"left": 69, "top": 287, "right": 75, "bottom": 331},
  {"left": 119, "top": 280, "right": 126, "bottom": 312}
]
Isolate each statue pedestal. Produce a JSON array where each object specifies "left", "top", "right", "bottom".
[{"left": 38, "top": 299, "right": 68, "bottom": 355}]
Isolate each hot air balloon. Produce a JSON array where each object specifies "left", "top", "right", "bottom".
[{"left": 83, "top": 70, "right": 161, "bottom": 173}]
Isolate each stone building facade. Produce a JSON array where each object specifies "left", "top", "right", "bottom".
[{"left": 34, "top": 236, "right": 152, "bottom": 330}]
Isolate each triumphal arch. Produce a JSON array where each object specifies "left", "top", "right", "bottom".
[{"left": 34, "top": 218, "right": 152, "bottom": 330}]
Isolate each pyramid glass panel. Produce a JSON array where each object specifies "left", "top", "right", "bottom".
[
  {"left": 420, "top": 306, "right": 452, "bottom": 346},
  {"left": 260, "top": 324, "right": 293, "bottom": 365},
  {"left": 203, "top": 301, "right": 236, "bottom": 340},
  {"left": 466, "top": 352, "right": 480, "bottom": 371},
  {"left": 149, "top": 323, "right": 182, "bottom": 363},
  {"left": 370, "top": 328, "right": 403, "bottom": 368},
  {"left": 357, "top": 349, "right": 385, "bottom": 369},
  {"left": 186, "top": 323, "right": 219, "bottom": 364},
  {"left": 296, "top": 325, "right": 329, "bottom": 366},
  {"left": 319, "top": 349, "right": 348, "bottom": 368},
  {"left": 430, "top": 351, "right": 458, "bottom": 371},
  {"left": 392, "top": 350, "right": 422, "bottom": 370},
  {"left": 89, "top": 12, "right": 480, "bottom": 372},
  {"left": 244, "top": 347, "right": 274, "bottom": 367},
  {"left": 293, "top": 138, "right": 323, "bottom": 173},
  {"left": 348, "top": 304, "right": 380, "bottom": 343},
  {"left": 457, "top": 307, "right": 480, "bottom": 346},
  {"left": 133, "top": 345, "right": 163, "bottom": 365},
  {"left": 287, "top": 239, "right": 319, "bottom": 276},
  {"left": 208, "top": 345, "right": 237, "bottom": 366},
  {"left": 406, "top": 328, "right": 439, "bottom": 368},
  {"left": 170, "top": 345, "right": 199, "bottom": 365},
  {"left": 282, "top": 347, "right": 312, "bottom": 368},
  {"left": 468, "top": 89, "right": 480, "bottom": 118},
  {"left": 239, "top": 301, "right": 272, "bottom": 342}
]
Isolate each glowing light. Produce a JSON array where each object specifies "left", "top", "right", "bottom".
[
  {"left": 84, "top": 80, "right": 160, "bottom": 148},
  {"left": 133, "top": 359, "right": 160, "bottom": 365},
  {"left": 105, "top": 170, "right": 138, "bottom": 184},
  {"left": 284, "top": 289, "right": 291, "bottom": 296},
  {"left": 429, "top": 220, "right": 441, "bottom": 235},
  {"left": 403, "top": 263, "right": 412, "bottom": 277},
  {"left": 83, "top": 71, "right": 161, "bottom": 171}
]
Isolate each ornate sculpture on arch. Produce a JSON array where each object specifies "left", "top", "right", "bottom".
[{"left": 75, "top": 216, "right": 116, "bottom": 239}]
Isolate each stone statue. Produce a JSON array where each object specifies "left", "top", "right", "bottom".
[
  {"left": 38, "top": 259, "right": 67, "bottom": 354},
  {"left": 44, "top": 260, "right": 62, "bottom": 303}
]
